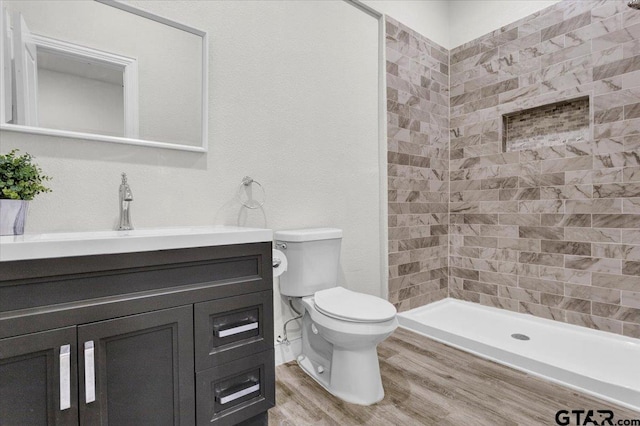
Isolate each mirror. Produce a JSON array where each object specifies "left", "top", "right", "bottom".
[{"left": 0, "top": 0, "right": 208, "bottom": 152}]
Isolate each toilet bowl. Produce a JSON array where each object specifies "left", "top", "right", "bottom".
[
  {"left": 274, "top": 228, "right": 397, "bottom": 405},
  {"left": 298, "top": 287, "right": 398, "bottom": 405}
]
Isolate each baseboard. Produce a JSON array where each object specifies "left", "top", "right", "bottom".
[{"left": 274, "top": 337, "right": 301, "bottom": 366}]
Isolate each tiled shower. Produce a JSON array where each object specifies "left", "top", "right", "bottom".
[
  {"left": 387, "top": 0, "right": 640, "bottom": 339},
  {"left": 386, "top": 16, "right": 450, "bottom": 311}
]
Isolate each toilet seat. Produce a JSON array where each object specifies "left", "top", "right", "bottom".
[{"left": 314, "top": 287, "right": 396, "bottom": 323}]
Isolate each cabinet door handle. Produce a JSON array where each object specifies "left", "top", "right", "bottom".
[
  {"left": 59, "top": 344, "right": 71, "bottom": 410},
  {"left": 84, "top": 341, "right": 96, "bottom": 404},
  {"left": 218, "top": 383, "right": 260, "bottom": 405},
  {"left": 216, "top": 321, "right": 258, "bottom": 338}
]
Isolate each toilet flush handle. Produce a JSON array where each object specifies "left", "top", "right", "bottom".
[{"left": 275, "top": 242, "right": 287, "bottom": 250}]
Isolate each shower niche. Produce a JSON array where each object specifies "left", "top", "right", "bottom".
[{"left": 502, "top": 96, "right": 591, "bottom": 152}]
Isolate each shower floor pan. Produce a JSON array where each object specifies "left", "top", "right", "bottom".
[{"left": 397, "top": 298, "right": 640, "bottom": 411}]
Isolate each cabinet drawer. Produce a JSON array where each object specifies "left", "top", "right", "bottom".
[
  {"left": 195, "top": 291, "right": 273, "bottom": 370},
  {"left": 196, "top": 349, "right": 274, "bottom": 426}
]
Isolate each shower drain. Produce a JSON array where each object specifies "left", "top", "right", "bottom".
[{"left": 511, "top": 333, "right": 530, "bottom": 341}]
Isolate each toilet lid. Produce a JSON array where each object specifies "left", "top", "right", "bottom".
[{"left": 314, "top": 287, "right": 396, "bottom": 323}]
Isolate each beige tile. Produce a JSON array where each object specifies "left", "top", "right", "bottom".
[
  {"left": 540, "top": 293, "right": 590, "bottom": 313},
  {"left": 540, "top": 213, "right": 591, "bottom": 227},
  {"left": 621, "top": 290, "right": 640, "bottom": 309},
  {"left": 592, "top": 272, "right": 640, "bottom": 291},
  {"left": 623, "top": 260, "right": 640, "bottom": 275},
  {"left": 565, "top": 312, "right": 623, "bottom": 334},
  {"left": 519, "top": 301, "right": 566, "bottom": 321},
  {"left": 541, "top": 240, "right": 591, "bottom": 256},
  {"left": 592, "top": 302, "right": 640, "bottom": 323},
  {"left": 480, "top": 270, "right": 517, "bottom": 286},
  {"left": 565, "top": 256, "right": 622, "bottom": 274},
  {"left": 518, "top": 276, "right": 565, "bottom": 295},
  {"left": 565, "top": 227, "right": 621, "bottom": 243},
  {"left": 565, "top": 283, "right": 621, "bottom": 304},
  {"left": 623, "top": 322, "right": 640, "bottom": 338},
  {"left": 519, "top": 226, "right": 564, "bottom": 240},
  {"left": 539, "top": 266, "right": 591, "bottom": 285},
  {"left": 593, "top": 213, "right": 640, "bottom": 228}
]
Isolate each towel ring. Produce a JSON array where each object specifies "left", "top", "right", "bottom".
[{"left": 238, "top": 176, "right": 265, "bottom": 209}]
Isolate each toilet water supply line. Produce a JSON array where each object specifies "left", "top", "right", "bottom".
[
  {"left": 273, "top": 241, "right": 301, "bottom": 345},
  {"left": 278, "top": 297, "right": 302, "bottom": 346}
]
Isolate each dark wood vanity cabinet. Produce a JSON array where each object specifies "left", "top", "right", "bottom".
[{"left": 0, "top": 242, "right": 274, "bottom": 426}]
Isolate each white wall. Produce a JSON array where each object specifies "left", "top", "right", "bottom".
[
  {"left": 449, "top": 1, "right": 561, "bottom": 48},
  {"left": 0, "top": 0, "right": 381, "bottom": 343},
  {"left": 362, "top": 0, "right": 561, "bottom": 49},
  {"left": 38, "top": 69, "right": 124, "bottom": 136},
  {"left": 361, "top": 0, "right": 450, "bottom": 48}
]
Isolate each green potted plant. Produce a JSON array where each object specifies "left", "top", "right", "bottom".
[{"left": 0, "top": 149, "right": 51, "bottom": 235}]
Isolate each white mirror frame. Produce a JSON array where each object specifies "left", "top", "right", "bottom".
[{"left": 0, "top": 0, "right": 209, "bottom": 153}]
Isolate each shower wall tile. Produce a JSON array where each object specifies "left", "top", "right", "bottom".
[
  {"left": 624, "top": 260, "right": 640, "bottom": 275},
  {"left": 623, "top": 322, "right": 640, "bottom": 338},
  {"left": 386, "top": 16, "right": 449, "bottom": 312},
  {"left": 384, "top": 1, "right": 639, "bottom": 337},
  {"left": 566, "top": 312, "right": 623, "bottom": 334},
  {"left": 621, "top": 290, "right": 640, "bottom": 308},
  {"left": 449, "top": 0, "right": 640, "bottom": 337}
]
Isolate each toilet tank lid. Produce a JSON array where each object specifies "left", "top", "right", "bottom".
[{"left": 274, "top": 228, "right": 342, "bottom": 242}]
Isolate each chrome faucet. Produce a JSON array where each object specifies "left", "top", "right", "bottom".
[{"left": 117, "top": 173, "right": 134, "bottom": 230}]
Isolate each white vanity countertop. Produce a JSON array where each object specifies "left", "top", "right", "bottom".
[{"left": 0, "top": 226, "right": 273, "bottom": 262}]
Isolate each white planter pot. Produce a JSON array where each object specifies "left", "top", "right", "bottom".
[{"left": 0, "top": 199, "right": 29, "bottom": 235}]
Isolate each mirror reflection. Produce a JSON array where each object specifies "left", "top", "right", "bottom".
[{"left": 1, "top": 0, "right": 207, "bottom": 151}]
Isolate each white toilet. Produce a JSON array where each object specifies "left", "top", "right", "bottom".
[{"left": 274, "top": 228, "right": 398, "bottom": 405}]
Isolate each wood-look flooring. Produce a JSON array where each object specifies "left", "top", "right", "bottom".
[{"left": 269, "top": 328, "right": 639, "bottom": 425}]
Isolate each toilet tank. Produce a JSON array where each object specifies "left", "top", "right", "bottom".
[{"left": 274, "top": 228, "right": 342, "bottom": 297}]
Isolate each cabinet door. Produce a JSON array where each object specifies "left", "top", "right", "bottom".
[
  {"left": 78, "top": 305, "right": 195, "bottom": 426},
  {"left": 0, "top": 327, "right": 78, "bottom": 426}
]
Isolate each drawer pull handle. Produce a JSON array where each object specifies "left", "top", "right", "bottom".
[
  {"left": 216, "top": 321, "right": 258, "bottom": 338},
  {"left": 218, "top": 383, "right": 260, "bottom": 405},
  {"left": 84, "top": 341, "right": 96, "bottom": 404},
  {"left": 60, "top": 344, "right": 71, "bottom": 410}
]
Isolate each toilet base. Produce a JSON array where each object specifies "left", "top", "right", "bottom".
[
  {"left": 297, "top": 347, "right": 385, "bottom": 406},
  {"left": 298, "top": 307, "right": 391, "bottom": 406}
]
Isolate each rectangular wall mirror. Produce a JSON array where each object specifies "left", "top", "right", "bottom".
[{"left": 0, "top": 0, "right": 208, "bottom": 152}]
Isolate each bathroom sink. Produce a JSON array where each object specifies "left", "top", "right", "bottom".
[{"left": 0, "top": 226, "right": 273, "bottom": 261}]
